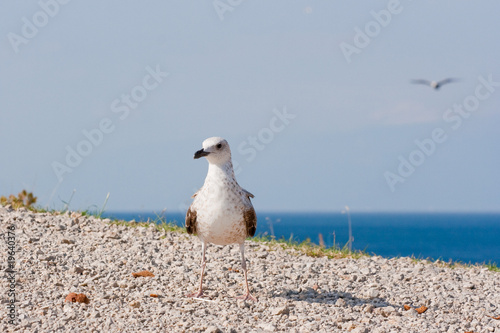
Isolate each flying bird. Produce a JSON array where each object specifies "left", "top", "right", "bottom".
[
  {"left": 410, "top": 78, "right": 459, "bottom": 90},
  {"left": 185, "top": 137, "right": 258, "bottom": 301}
]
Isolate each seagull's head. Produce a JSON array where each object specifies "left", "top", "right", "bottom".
[
  {"left": 430, "top": 81, "right": 439, "bottom": 89},
  {"left": 194, "top": 137, "right": 232, "bottom": 165}
]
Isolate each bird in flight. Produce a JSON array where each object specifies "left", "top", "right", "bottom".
[
  {"left": 185, "top": 137, "right": 258, "bottom": 301},
  {"left": 410, "top": 78, "right": 459, "bottom": 90}
]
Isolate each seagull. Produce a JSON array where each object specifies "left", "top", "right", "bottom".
[
  {"left": 185, "top": 137, "right": 258, "bottom": 301},
  {"left": 410, "top": 78, "right": 459, "bottom": 90}
]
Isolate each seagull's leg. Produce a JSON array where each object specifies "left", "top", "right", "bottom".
[
  {"left": 186, "top": 241, "right": 207, "bottom": 298},
  {"left": 235, "top": 243, "right": 258, "bottom": 302}
]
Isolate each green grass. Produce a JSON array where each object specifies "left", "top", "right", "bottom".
[
  {"left": 251, "top": 234, "right": 368, "bottom": 260},
  {"left": 484, "top": 262, "right": 500, "bottom": 272},
  {"left": 106, "top": 212, "right": 186, "bottom": 234},
  {"left": 408, "top": 254, "right": 500, "bottom": 272}
]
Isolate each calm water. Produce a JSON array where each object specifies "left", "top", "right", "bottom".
[{"left": 102, "top": 211, "right": 500, "bottom": 265}]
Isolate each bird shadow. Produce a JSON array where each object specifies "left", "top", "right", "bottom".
[{"left": 274, "top": 286, "right": 400, "bottom": 309}]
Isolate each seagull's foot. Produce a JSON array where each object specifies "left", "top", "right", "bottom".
[
  {"left": 235, "top": 292, "right": 258, "bottom": 302},
  {"left": 186, "top": 290, "right": 204, "bottom": 298}
]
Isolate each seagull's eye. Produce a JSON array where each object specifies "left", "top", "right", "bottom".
[{"left": 216, "top": 143, "right": 222, "bottom": 149}]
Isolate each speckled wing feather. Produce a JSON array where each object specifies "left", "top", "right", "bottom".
[
  {"left": 185, "top": 206, "right": 197, "bottom": 235},
  {"left": 244, "top": 206, "right": 257, "bottom": 237}
]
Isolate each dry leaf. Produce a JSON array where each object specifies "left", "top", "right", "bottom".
[
  {"left": 132, "top": 270, "right": 155, "bottom": 278},
  {"left": 75, "top": 293, "right": 89, "bottom": 304},
  {"left": 415, "top": 306, "right": 428, "bottom": 314},
  {"left": 150, "top": 294, "right": 159, "bottom": 298},
  {"left": 490, "top": 315, "right": 500, "bottom": 320},
  {"left": 65, "top": 293, "right": 77, "bottom": 302},
  {"left": 65, "top": 292, "right": 89, "bottom": 304},
  {"left": 403, "top": 305, "right": 411, "bottom": 311}
]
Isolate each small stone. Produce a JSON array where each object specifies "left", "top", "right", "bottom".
[
  {"left": 335, "top": 298, "right": 346, "bottom": 307},
  {"left": 71, "top": 267, "right": 84, "bottom": 274},
  {"left": 403, "top": 308, "right": 418, "bottom": 317},
  {"left": 256, "top": 251, "right": 268, "bottom": 259},
  {"left": 366, "top": 288, "right": 379, "bottom": 299},
  {"left": 272, "top": 305, "right": 289, "bottom": 315},
  {"left": 105, "top": 231, "right": 121, "bottom": 239},
  {"left": 129, "top": 300, "right": 140, "bottom": 308},
  {"left": 205, "top": 326, "right": 221, "bottom": 333},
  {"left": 237, "top": 300, "right": 248, "bottom": 309},
  {"left": 259, "top": 323, "right": 276, "bottom": 331},
  {"left": 352, "top": 327, "right": 368, "bottom": 333},
  {"left": 378, "top": 306, "right": 396, "bottom": 317}
]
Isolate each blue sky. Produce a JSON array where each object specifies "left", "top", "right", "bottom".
[{"left": 1, "top": 1, "right": 499, "bottom": 212}]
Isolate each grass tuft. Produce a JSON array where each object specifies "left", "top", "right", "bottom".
[
  {"left": 1, "top": 190, "right": 37, "bottom": 210},
  {"left": 251, "top": 234, "right": 368, "bottom": 260},
  {"left": 107, "top": 211, "right": 185, "bottom": 234}
]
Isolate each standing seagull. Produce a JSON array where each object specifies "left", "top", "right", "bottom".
[
  {"left": 410, "top": 78, "right": 459, "bottom": 90},
  {"left": 185, "top": 137, "right": 258, "bottom": 301}
]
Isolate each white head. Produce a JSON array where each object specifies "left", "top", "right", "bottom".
[{"left": 194, "top": 137, "right": 232, "bottom": 166}]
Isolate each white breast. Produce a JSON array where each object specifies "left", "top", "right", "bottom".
[{"left": 192, "top": 173, "right": 249, "bottom": 245}]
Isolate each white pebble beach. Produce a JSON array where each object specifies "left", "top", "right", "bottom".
[{"left": 1, "top": 206, "right": 499, "bottom": 332}]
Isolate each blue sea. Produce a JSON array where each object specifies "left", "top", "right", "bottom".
[{"left": 102, "top": 211, "right": 500, "bottom": 265}]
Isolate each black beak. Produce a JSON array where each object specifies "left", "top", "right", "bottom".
[{"left": 194, "top": 148, "right": 210, "bottom": 159}]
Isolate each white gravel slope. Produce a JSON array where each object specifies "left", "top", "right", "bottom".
[{"left": 1, "top": 206, "right": 499, "bottom": 332}]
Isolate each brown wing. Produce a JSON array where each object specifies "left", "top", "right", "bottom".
[
  {"left": 185, "top": 206, "right": 197, "bottom": 235},
  {"left": 244, "top": 207, "right": 257, "bottom": 237}
]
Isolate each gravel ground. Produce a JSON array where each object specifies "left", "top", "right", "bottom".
[{"left": 1, "top": 206, "right": 499, "bottom": 332}]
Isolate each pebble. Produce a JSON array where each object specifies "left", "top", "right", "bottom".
[
  {"left": 1, "top": 206, "right": 499, "bottom": 332},
  {"left": 271, "top": 304, "right": 289, "bottom": 315}
]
